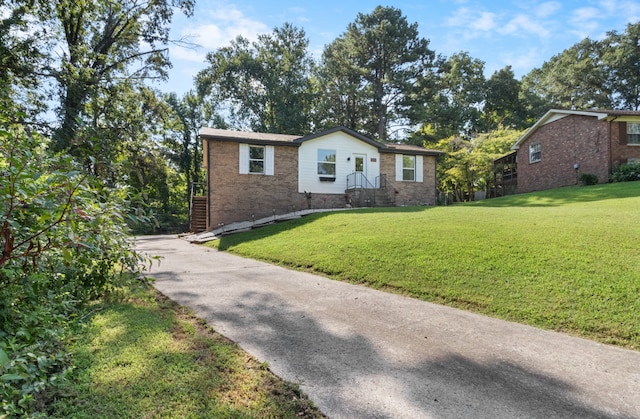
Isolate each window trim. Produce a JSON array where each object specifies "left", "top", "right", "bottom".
[
  {"left": 395, "top": 154, "right": 423, "bottom": 182},
  {"left": 529, "top": 143, "right": 541, "bottom": 163},
  {"left": 239, "top": 144, "right": 274, "bottom": 175},
  {"left": 402, "top": 155, "right": 416, "bottom": 181},
  {"left": 248, "top": 145, "right": 265, "bottom": 174},
  {"left": 317, "top": 149, "right": 337, "bottom": 178}
]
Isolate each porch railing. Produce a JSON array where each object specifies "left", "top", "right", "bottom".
[{"left": 346, "top": 172, "right": 376, "bottom": 189}]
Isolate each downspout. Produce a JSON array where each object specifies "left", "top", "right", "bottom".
[
  {"left": 608, "top": 116, "right": 619, "bottom": 178},
  {"left": 609, "top": 120, "right": 613, "bottom": 177},
  {"left": 204, "top": 135, "right": 211, "bottom": 231},
  {"left": 435, "top": 153, "right": 440, "bottom": 206}
]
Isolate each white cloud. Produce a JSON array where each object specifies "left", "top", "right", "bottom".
[
  {"left": 501, "top": 48, "right": 544, "bottom": 74},
  {"left": 446, "top": 7, "right": 496, "bottom": 32},
  {"left": 568, "top": 7, "right": 603, "bottom": 35},
  {"left": 473, "top": 11, "right": 498, "bottom": 31},
  {"left": 571, "top": 6, "right": 601, "bottom": 22},
  {"left": 170, "top": 46, "right": 206, "bottom": 63},
  {"left": 535, "top": 2, "right": 562, "bottom": 18},
  {"left": 499, "top": 14, "right": 551, "bottom": 38},
  {"left": 170, "top": 4, "right": 270, "bottom": 63},
  {"left": 192, "top": 7, "right": 269, "bottom": 49},
  {"left": 596, "top": 0, "right": 640, "bottom": 16},
  {"left": 566, "top": 1, "right": 640, "bottom": 37},
  {"left": 287, "top": 7, "right": 306, "bottom": 14}
]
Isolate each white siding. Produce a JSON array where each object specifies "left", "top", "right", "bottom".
[{"left": 298, "top": 131, "right": 380, "bottom": 194}]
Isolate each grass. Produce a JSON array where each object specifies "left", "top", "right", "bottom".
[
  {"left": 208, "top": 182, "right": 640, "bottom": 350},
  {"left": 46, "top": 287, "right": 324, "bottom": 418}
]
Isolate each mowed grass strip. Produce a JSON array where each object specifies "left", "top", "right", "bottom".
[
  {"left": 48, "top": 288, "right": 324, "bottom": 418},
  {"left": 210, "top": 182, "right": 640, "bottom": 349}
]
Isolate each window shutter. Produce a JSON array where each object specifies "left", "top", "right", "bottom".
[
  {"left": 620, "top": 122, "right": 627, "bottom": 145},
  {"left": 395, "top": 154, "right": 403, "bottom": 181},
  {"left": 239, "top": 143, "right": 249, "bottom": 174},
  {"left": 265, "top": 146, "right": 274, "bottom": 175},
  {"left": 416, "top": 155, "right": 423, "bottom": 182}
]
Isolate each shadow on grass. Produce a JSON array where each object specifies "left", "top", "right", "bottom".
[
  {"left": 53, "top": 294, "right": 322, "bottom": 418},
  {"left": 215, "top": 205, "right": 433, "bottom": 251},
  {"left": 158, "top": 286, "right": 632, "bottom": 419},
  {"left": 471, "top": 182, "right": 640, "bottom": 208}
]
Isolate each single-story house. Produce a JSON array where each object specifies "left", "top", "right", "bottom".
[
  {"left": 197, "top": 126, "right": 443, "bottom": 231},
  {"left": 495, "top": 109, "right": 640, "bottom": 194}
]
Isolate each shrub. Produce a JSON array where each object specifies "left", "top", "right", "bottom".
[
  {"left": 0, "top": 123, "right": 150, "bottom": 416},
  {"left": 578, "top": 173, "right": 599, "bottom": 186},
  {"left": 611, "top": 163, "right": 640, "bottom": 182}
]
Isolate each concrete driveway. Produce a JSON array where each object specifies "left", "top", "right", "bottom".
[{"left": 136, "top": 235, "right": 640, "bottom": 419}]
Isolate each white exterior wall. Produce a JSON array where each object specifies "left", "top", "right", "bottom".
[{"left": 298, "top": 131, "right": 380, "bottom": 193}]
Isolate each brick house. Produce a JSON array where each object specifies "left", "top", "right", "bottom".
[
  {"left": 198, "top": 126, "right": 442, "bottom": 231},
  {"left": 500, "top": 109, "right": 640, "bottom": 194}
]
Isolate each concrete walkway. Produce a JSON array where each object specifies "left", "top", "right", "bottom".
[{"left": 136, "top": 235, "right": 640, "bottom": 419}]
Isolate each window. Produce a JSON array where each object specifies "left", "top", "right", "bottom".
[
  {"left": 317, "top": 149, "right": 336, "bottom": 177},
  {"left": 239, "top": 144, "right": 274, "bottom": 175},
  {"left": 249, "top": 145, "right": 265, "bottom": 174},
  {"left": 395, "top": 154, "right": 423, "bottom": 182},
  {"left": 402, "top": 155, "right": 415, "bottom": 181},
  {"left": 627, "top": 123, "right": 640, "bottom": 144},
  {"left": 529, "top": 143, "right": 541, "bottom": 163}
]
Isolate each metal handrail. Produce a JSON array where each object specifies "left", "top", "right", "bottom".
[
  {"left": 346, "top": 172, "right": 377, "bottom": 189},
  {"left": 376, "top": 174, "right": 387, "bottom": 189}
]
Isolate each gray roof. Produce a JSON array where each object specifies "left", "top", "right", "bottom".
[
  {"left": 199, "top": 127, "right": 302, "bottom": 144},
  {"left": 199, "top": 126, "right": 443, "bottom": 155},
  {"left": 383, "top": 143, "right": 443, "bottom": 156}
]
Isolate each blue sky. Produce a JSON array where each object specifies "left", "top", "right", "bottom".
[{"left": 162, "top": 0, "right": 640, "bottom": 95}]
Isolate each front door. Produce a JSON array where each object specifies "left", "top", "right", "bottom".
[{"left": 353, "top": 153, "right": 366, "bottom": 187}]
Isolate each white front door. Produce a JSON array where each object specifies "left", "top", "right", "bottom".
[{"left": 353, "top": 153, "right": 367, "bottom": 187}]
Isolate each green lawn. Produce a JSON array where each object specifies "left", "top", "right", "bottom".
[
  {"left": 47, "top": 288, "right": 324, "bottom": 418},
  {"left": 209, "top": 182, "right": 640, "bottom": 349}
]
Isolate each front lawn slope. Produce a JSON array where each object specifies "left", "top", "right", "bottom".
[{"left": 211, "top": 182, "right": 640, "bottom": 349}]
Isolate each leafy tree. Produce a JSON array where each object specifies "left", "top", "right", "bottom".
[
  {"left": 482, "top": 66, "right": 529, "bottom": 130},
  {"left": 197, "top": 23, "right": 314, "bottom": 134},
  {"left": 473, "top": 129, "right": 523, "bottom": 194},
  {"left": 434, "top": 129, "right": 522, "bottom": 201},
  {"left": 0, "top": 0, "right": 194, "bottom": 154},
  {"left": 0, "top": 2, "right": 50, "bottom": 122},
  {"left": 517, "top": 69, "right": 552, "bottom": 123},
  {"left": 423, "top": 52, "right": 485, "bottom": 140},
  {"left": 520, "top": 38, "right": 612, "bottom": 110},
  {"left": 77, "top": 81, "right": 190, "bottom": 232},
  {"left": 314, "top": 34, "right": 369, "bottom": 132},
  {"left": 601, "top": 22, "right": 640, "bottom": 110},
  {"left": 318, "top": 6, "right": 437, "bottom": 141},
  {"left": 165, "top": 91, "right": 224, "bottom": 202}
]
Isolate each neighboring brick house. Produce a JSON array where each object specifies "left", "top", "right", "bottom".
[
  {"left": 505, "top": 109, "right": 640, "bottom": 194},
  {"left": 199, "top": 126, "right": 442, "bottom": 230}
]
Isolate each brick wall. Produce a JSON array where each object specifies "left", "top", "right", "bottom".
[
  {"left": 517, "top": 115, "right": 610, "bottom": 193},
  {"left": 205, "top": 140, "right": 440, "bottom": 228},
  {"left": 380, "top": 153, "right": 438, "bottom": 205},
  {"left": 611, "top": 121, "right": 640, "bottom": 167},
  {"left": 206, "top": 140, "right": 304, "bottom": 228}
]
